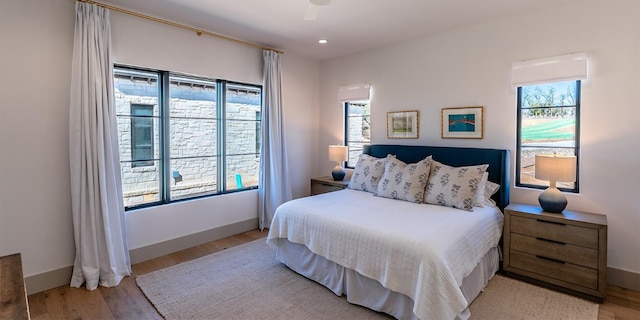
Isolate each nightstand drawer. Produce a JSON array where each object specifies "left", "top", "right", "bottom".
[
  {"left": 510, "top": 251, "right": 598, "bottom": 289},
  {"left": 511, "top": 233, "right": 598, "bottom": 269},
  {"left": 312, "top": 183, "right": 345, "bottom": 195},
  {"left": 511, "top": 216, "right": 598, "bottom": 249}
]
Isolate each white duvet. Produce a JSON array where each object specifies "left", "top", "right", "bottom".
[{"left": 266, "top": 189, "right": 504, "bottom": 320}]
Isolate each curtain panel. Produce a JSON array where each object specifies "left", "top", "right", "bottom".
[
  {"left": 69, "top": 1, "right": 131, "bottom": 290},
  {"left": 258, "top": 50, "right": 293, "bottom": 230}
]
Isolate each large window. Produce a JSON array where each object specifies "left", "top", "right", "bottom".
[
  {"left": 344, "top": 101, "right": 371, "bottom": 167},
  {"left": 516, "top": 80, "right": 580, "bottom": 192},
  {"left": 115, "top": 66, "right": 262, "bottom": 209}
]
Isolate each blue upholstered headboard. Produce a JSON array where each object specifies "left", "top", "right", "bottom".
[{"left": 364, "top": 144, "right": 510, "bottom": 210}]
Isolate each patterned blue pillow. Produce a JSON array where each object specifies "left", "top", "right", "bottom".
[
  {"left": 424, "top": 160, "right": 488, "bottom": 211},
  {"left": 348, "top": 154, "right": 394, "bottom": 193},
  {"left": 375, "top": 156, "right": 432, "bottom": 203}
]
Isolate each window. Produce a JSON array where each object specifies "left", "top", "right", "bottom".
[
  {"left": 115, "top": 66, "right": 262, "bottom": 209},
  {"left": 516, "top": 80, "right": 580, "bottom": 192},
  {"left": 131, "top": 104, "right": 155, "bottom": 168},
  {"left": 344, "top": 101, "right": 371, "bottom": 167}
]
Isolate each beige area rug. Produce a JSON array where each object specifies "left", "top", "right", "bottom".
[
  {"left": 136, "top": 239, "right": 598, "bottom": 320},
  {"left": 468, "top": 275, "right": 598, "bottom": 320}
]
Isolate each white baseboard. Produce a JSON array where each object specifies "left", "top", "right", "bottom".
[
  {"left": 24, "top": 218, "right": 258, "bottom": 295},
  {"left": 129, "top": 218, "right": 258, "bottom": 264},
  {"left": 608, "top": 266, "right": 640, "bottom": 291}
]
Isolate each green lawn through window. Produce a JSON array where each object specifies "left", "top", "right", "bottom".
[{"left": 522, "top": 118, "right": 575, "bottom": 143}]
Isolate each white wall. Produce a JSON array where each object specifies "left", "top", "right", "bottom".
[
  {"left": 0, "top": 0, "right": 319, "bottom": 280},
  {"left": 1, "top": 0, "right": 76, "bottom": 280},
  {"left": 281, "top": 53, "right": 322, "bottom": 197},
  {"left": 319, "top": 0, "right": 640, "bottom": 275}
]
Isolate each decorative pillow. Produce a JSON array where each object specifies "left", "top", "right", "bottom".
[
  {"left": 483, "top": 180, "right": 501, "bottom": 207},
  {"left": 474, "top": 172, "right": 502, "bottom": 207},
  {"left": 375, "top": 156, "right": 432, "bottom": 203},
  {"left": 348, "top": 154, "right": 394, "bottom": 193},
  {"left": 424, "top": 160, "right": 488, "bottom": 211},
  {"left": 474, "top": 172, "right": 489, "bottom": 207}
]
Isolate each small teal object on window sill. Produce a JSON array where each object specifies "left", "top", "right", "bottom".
[{"left": 236, "top": 174, "right": 243, "bottom": 189}]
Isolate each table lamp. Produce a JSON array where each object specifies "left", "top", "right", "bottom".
[
  {"left": 534, "top": 154, "right": 576, "bottom": 213},
  {"left": 328, "top": 145, "right": 348, "bottom": 181}
]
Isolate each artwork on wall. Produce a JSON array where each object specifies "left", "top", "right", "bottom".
[
  {"left": 441, "top": 106, "right": 484, "bottom": 139},
  {"left": 387, "top": 110, "right": 419, "bottom": 139}
]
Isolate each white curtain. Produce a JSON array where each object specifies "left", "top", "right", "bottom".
[
  {"left": 69, "top": 2, "right": 131, "bottom": 290},
  {"left": 259, "top": 50, "right": 293, "bottom": 230}
]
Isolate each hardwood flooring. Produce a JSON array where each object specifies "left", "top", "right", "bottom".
[{"left": 28, "top": 229, "right": 639, "bottom": 320}]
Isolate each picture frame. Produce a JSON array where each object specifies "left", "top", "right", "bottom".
[
  {"left": 387, "top": 110, "right": 419, "bottom": 139},
  {"left": 441, "top": 106, "right": 484, "bottom": 139}
]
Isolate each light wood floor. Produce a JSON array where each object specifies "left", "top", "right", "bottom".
[{"left": 28, "top": 229, "right": 639, "bottom": 320}]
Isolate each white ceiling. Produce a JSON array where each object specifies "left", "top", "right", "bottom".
[{"left": 102, "top": 0, "right": 571, "bottom": 61}]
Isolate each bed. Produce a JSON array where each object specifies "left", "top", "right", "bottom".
[{"left": 267, "top": 145, "right": 510, "bottom": 320}]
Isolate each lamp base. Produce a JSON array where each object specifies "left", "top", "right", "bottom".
[
  {"left": 538, "top": 186, "right": 567, "bottom": 213},
  {"left": 331, "top": 164, "right": 346, "bottom": 181}
]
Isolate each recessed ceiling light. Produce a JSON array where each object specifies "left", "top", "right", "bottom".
[{"left": 318, "top": 39, "right": 328, "bottom": 44}]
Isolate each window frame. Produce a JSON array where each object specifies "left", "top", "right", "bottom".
[
  {"left": 515, "top": 80, "right": 580, "bottom": 193},
  {"left": 115, "top": 65, "right": 262, "bottom": 210},
  {"left": 344, "top": 101, "right": 371, "bottom": 168}
]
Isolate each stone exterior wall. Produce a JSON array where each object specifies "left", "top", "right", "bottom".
[{"left": 114, "top": 76, "right": 260, "bottom": 206}]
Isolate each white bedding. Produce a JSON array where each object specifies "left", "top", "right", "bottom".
[{"left": 266, "top": 189, "right": 504, "bottom": 320}]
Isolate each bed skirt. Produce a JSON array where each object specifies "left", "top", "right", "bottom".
[{"left": 272, "top": 238, "right": 499, "bottom": 320}]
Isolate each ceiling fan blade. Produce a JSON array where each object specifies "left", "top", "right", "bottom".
[{"left": 304, "top": 4, "right": 320, "bottom": 21}]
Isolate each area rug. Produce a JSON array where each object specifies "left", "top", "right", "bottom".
[{"left": 136, "top": 239, "right": 599, "bottom": 319}]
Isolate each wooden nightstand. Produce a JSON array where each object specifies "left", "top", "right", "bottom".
[
  {"left": 310, "top": 176, "right": 349, "bottom": 195},
  {"left": 0, "top": 253, "right": 30, "bottom": 319},
  {"left": 504, "top": 203, "right": 607, "bottom": 302}
]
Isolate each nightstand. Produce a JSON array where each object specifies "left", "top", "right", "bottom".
[
  {"left": 503, "top": 203, "right": 607, "bottom": 302},
  {"left": 310, "top": 176, "right": 349, "bottom": 195},
  {"left": 0, "top": 253, "right": 30, "bottom": 319}
]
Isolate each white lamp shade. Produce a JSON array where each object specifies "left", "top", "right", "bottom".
[
  {"left": 535, "top": 154, "right": 576, "bottom": 182},
  {"left": 328, "top": 145, "right": 348, "bottom": 162}
]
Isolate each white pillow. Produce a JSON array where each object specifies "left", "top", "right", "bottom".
[
  {"left": 483, "top": 180, "right": 501, "bottom": 207},
  {"left": 474, "top": 172, "right": 501, "bottom": 207},
  {"left": 348, "top": 154, "right": 394, "bottom": 193},
  {"left": 375, "top": 156, "right": 432, "bottom": 203},
  {"left": 424, "top": 160, "right": 488, "bottom": 211},
  {"left": 474, "top": 172, "right": 489, "bottom": 207}
]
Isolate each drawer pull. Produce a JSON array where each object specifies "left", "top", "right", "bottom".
[
  {"left": 536, "top": 219, "right": 566, "bottom": 226},
  {"left": 536, "top": 237, "right": 566, "bottom": 245},
  {"left": 536, "top": 255, "right": 566, "bottom": 264}
]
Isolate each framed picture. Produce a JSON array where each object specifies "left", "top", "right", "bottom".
[
  {"left": 387, "top": 110, "right": 419, "bottom": 139},
  {"left": 441, "top": 106, "right": 484, "bottom": 139}
]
